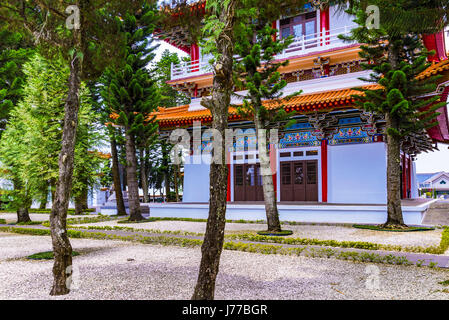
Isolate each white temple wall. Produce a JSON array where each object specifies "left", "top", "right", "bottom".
[
  {"left": 410, "top": 161, "right": 419, "bottom": 198},
  {"left": 327, "top": 142, "right": 387, "bottom": 204},
  {"left": 329, "top": 4, "right": 354, "bottom": 30},
  {"left": 182, "top": 155, "right": 210, "bottom": 203}
]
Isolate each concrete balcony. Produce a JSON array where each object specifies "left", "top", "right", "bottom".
[{"left": 170, "top": 25, "right": 357, "bottom": 81}]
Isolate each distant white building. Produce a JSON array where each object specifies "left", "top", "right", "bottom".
[{"left": 417, "top": 172, "right": 449, "bottom": 198}]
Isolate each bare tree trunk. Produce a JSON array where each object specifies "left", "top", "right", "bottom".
[
  {"left": 39, "top": 182, "right": 49, "bottom": 210},
  {"left": 81, "top": 187, "right": 88, "bottom": 210},
  {"left": 140, "top": 149, "right": 149, "bottom": 203},
  {"left": 174, "top": 163, "right": 180, "bottom": 202},
  {"left": 74, "top": 195, "right": 83, "bottom": 215},
  {"left": 125, "top": 128, "right": 144, "bottom": 221},
  {"left": 49, "top": 53, "right": 81, "bottom": 296},
  {"left": 255, "top": 118, "right": 281, "bottom": 232},
  {"left": 384, "top": 113, "right": 406, "bottom": 228},
  {"left": 383, "top": 45, "right": 406, "bottom": 229},
  {"left": 17, "top": 207, "right": 31, "bottom": 223},
  {"left": 110, "top": 134, "right": 127, "bottom": 215},
  {"left": 192, "top": 0, "right": 237, "bottom": 300},
  {"left": 162, "top": 142, "right": 171, "bottom": 201},
  {"left": 13, "top": 178, "right": 32, "bottom": 223}
]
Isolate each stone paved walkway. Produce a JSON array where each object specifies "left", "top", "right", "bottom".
[{"left": 1, "top": 223, "right": 448, "bottom": 269}]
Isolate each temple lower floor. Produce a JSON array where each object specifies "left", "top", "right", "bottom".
[{"left": 182, "top": 137, "right": 417, "bottom": 205}]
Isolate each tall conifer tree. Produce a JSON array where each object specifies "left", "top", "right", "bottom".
[{"left": 101, "top": 3, "right": 160, "bottom": 221}]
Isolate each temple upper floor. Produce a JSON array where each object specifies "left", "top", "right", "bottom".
[{"left": 159, "top": 2, "right": 448, "bottom": 100}]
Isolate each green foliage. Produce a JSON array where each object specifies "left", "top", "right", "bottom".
[
  {"left": 342, "top": 2, "right": 445, "bottom": 141},
  {"left": 0, "top": 26, "right": 33, "bottom": 137},
  {"left": 353, "top": 224, "right": 435, "bottom": 232},
  {"left": 233, "top": 18, "right": 298, "bottom": 127},
  {"left": 101, "top": 2, "right": 160, "bottom": 155},
  {"left": 27, "top": 251, "right": 80, "bottom": 260},
  {"left": 155, "top": 49, "right": 190, "bottom": 107},
  {"left": 0, "top": 54, "right": 105, "bottom": 211}
]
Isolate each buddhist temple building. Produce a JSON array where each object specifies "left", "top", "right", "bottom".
[{"left": 150, "top": 1, "right": 449, "bottom": 224}]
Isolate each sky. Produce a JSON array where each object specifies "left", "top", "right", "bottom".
[{"left": 157, "top": 40, "right": 449, "bottom": 175}]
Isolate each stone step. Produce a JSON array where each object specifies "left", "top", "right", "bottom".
[{"left": 429, "top": 201, "right": 449, "bottom": 209}]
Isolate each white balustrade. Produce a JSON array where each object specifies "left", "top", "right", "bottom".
[{"left": 170, "top": 25, "right": 357, "bottom": 81}]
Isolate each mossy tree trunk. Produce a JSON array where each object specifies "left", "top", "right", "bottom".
[
  {"left": 49, "top": 52, "right": 80, "bottom": 296},
  {"left": 124, "top": 127, "right": 144, "bottom": 221},
  {"left": 110, "top": 135, "right": 127, "bottom": 215},
  {"left": 255, "top": 116, "right": 281, "bottom": 232},
  {"left": 192, "top": 0, "right": 237, "bottom": 300}
]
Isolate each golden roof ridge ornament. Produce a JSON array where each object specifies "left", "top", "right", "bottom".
[{"left": 309, "top": 0, "right": 330, "bottom": 10}]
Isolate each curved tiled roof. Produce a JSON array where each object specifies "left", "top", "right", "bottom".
[
  {"left": 416, "top": 59, "right": 449, "bottom": 80},
  {"left": 156, "top": 85, "right": 380, "bottom": 128}
]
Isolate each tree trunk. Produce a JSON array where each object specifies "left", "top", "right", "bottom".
[
  {"left": 39, "top": 182, "right": 49, "bottom": 210},
  {"left": 384, "top": 113, "right": 406, "bottom": 228},
  {"left": 255, "top": 118, "right": 281, "bottom": 232},
  {"left": 162, "top": 142, "right": 171, "bottom": 201},
  {"left": 110, "top": 134, "right": 127, "bottom": 215},
  {"left": 74, "top": 195, "right": 83, "bottom": 215},
  {"left": 49, "top": 53, "right": 81, "bottom": 296},
  {"left": 192, "top": 0, "right": 237, "bottom": 300},
  {"left": 174, "top": 163, "right": 180, "bottom": 202},
  {"left": 383, "top": 44, "right": 406, "bottom": 229},
  {"left": 124, "top": 128, "right": 144, "bottom": 221},
  {"left": 17, "top": 207, "right": 31, "bottom": 223},
  {"left": 81, "top": 187, "right": 88, "bottom": 210},
  {"left": 140, "top": 149, "right": 149, "bottom": 203}
]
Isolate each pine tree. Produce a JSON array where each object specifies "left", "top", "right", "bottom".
[
  {"left": 233, "top": 9, "right": 300, "bottom": 233},
  {"left": 0, "top": 26, "right": 33, "bottom": 138},
  {"left": 156, "top": 49, "right": 191, "bottom": 108},
  {"left": 1, "top": 0, "right": 153, "bottom": 295},
  {"left": 101, "top": 3, "right": 161, "bottom": 221},
  {"left": 0, "top": 54, "right": 103, "bottom": 220},
  {"left": 342, "top": 2, "right": 447, "bottom": 228}
]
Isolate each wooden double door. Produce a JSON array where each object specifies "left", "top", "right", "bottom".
[
  {"left": 280, "top": 160, "right": 318, "bottom": 202},
  {"left": 234, "top": 164, "right": 264, "bottom": 201}
]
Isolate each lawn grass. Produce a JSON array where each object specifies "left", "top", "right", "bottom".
[
  {"left": 256, "top": 230, "right": 293, "bottom": 236},
  {"left": 27, "top": 250, "right": 80, "bottom": 260},
  {"left": 353, "top": 224, "right": 435, "bottom": 232}
]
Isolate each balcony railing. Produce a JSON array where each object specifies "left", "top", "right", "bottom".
[{"left": 170, "top": 25, "right": 357, "bottom": 81}]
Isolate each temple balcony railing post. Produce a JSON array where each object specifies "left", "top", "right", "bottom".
[{"left": 169, "top": 25, "right": 357, "bottom": 81}]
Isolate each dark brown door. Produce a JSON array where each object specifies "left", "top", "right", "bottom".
[
  {"left": 280, "top": 160, "right": 318, "bottom": 202},
  {"left": 280, "top": 162, "right": 293, "bottom": 201},
  {"left": 305, "top": 160, "right": 318, "bottom": 201},
  {"left": 234, "top": 163, "right": 264, "bottom": 202},
  {"left": 244, "top": 164, "right": 257, "bottom": 201},
  {"left": 234, "top": 164, "right": 245, "bottom": 201},
  {"left": 293, "top": 161, "right": 306, "bottom": 201}
]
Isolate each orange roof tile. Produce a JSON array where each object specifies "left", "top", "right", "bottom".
[
  {"left": 156, "top": 85, "right": 380, "bottom": 128},
  {"left": 416, "top": 59, "right": 449, "bottom": 80}
]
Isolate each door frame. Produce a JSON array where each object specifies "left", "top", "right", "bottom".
[
  {"left": 276, "top": 146, "right": 322, "bottom": 202},
  {"left": 230, "top": 150, "right": 260, "bottom": 202}
]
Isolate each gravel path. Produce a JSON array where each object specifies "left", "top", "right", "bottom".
[
  {"left": 1, "top": 233, "right": 448, "bottom": 300},
  {"left": 0, "top": 213, "right": 50, "bottom": 223},
  {"left": 77, "top": 220, "right": 444, "bottom": 248}
]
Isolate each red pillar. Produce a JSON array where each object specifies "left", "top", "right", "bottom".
[
  {"left": 407, "top": 157, "right": 412, "bottom": 198},
  {"left": 402, "top": 154, "right": 407, "bottom": 199},
  {"left": 320, "top": 7, "right": 330, "bottom": 46},
  {"left": 226, "top": 150, "right": 231, "bottom": 202},
  {"left": 422, "top": 31, "right": 447, "bottom": 62},
  {"left": 321, "top": 139, "right": 328, "bottom": 203},
  {"left": 271, "top": 21, "right": 278, "bottom": 41},
  {"left": 190, "top": 44, "right": 200, "bottom": 72}
]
